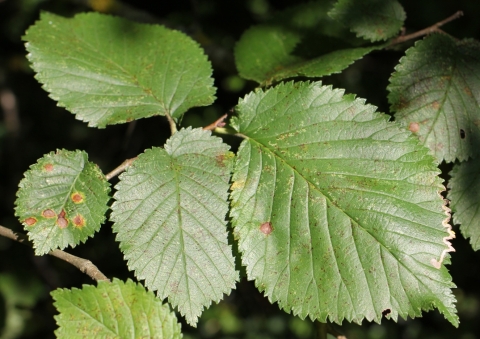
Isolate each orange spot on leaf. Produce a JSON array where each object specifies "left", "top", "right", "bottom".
[
  {"left": 56, "top": 217, "right": 68, "bottom": 229},
  {"left": 71, "top": 192, "right": 84, "bottom": 204},
  {"left": 44, "top": 164, "right": 54, "bottom": 172},
  {"left": 72, "top": 214, "right": 86, "bottom": 228},
  {"left": 408, "top": 122, "right": 420, "bottom": 133},
  {"left": 24, "top": 217, "right": 37, "bottom": 226},
  {"left": 260, "top": 222, "right": 273, "bottom": 235},
  {"left": 42, "top": 209, "right": 56, "bottom": 218},
  {"left": 432, "top": 101, "right": 440, "bottom": 110}
]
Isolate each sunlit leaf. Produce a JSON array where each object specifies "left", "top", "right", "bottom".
[
  {"left": 52, "top": 279, "right": 182, "bottom": 339},
  {"left": 229, "top": 81, "right": 458, "bottom": 326},
  {"left": 448, "top": 158, "right": 480, "bottom": 250},
  {"left": 388, "top": 34, "right": 480, "bottom": 162},
  {"left": 23, "top": 12, "right": 216, "bottom": 127},
  {"left": 329, "top": 0, "right": 405, "bottom": 42},
  {"left": 111, "top": 128, "right": 238, "bottom": 326},
  {"left": 15, "top": 149, "right": 110, "bottom": 255}
]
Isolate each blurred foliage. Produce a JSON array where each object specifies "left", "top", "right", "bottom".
[{"left": 1, "top": 0, "right": 480, "bottom": 338}]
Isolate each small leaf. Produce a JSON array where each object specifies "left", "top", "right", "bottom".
[
  {"left": 235, "top": 2, "right": 374, "bottom": 86},
  {"left": 448, "top": 158, "right": 480, "bottom": 250},
  {"left": 15, "top": 149, "right": 110, "bottom": 255},
  {"left": 52, "top": 278, "right": 182, "bottom": 339},
  {"left": 388, "top": 34, "right": 480, "bottom": 162},
  {"left": 111, "top": 128, "right": 238, "bottom": 326},
  {"left": 230, "top": 81, "right": 458, "bottom": 326},
  {"left": 23, "top": 12, "right": 215, "bottom": 127},
  {"left": 329, "top": 0, "right": 406, "bottom": 42}
]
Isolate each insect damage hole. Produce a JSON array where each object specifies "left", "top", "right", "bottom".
[
  {"left": 460, "top": 129, "right": 466, "bottom": 139},
  {"left": 260, "top": 222, "right": 273, "bottom": 235},
  {"left": 382, "top": 309, "right": 391, "bottom": 316}
]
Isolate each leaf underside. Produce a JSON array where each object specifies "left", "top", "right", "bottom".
[
  {"left": 15, "top": 149, "right": 110, "bottom": 255},
  {"left": 111, "top": 128, "right": 238, "bottom": 326},
  {"left": 329, "top": 0, "right": 406, "bottom": 42},
  {"left": 23, "top": 12, "right": 216, "bottom": 127},
  {"left": 234, "top": 2, "right": 375, "bottom": 86},
  {"left": 52, "top": 279, "right": 182, "bottom": 339},
  {"left": 229, "top": 81, "right": 458, "bottom": 326},
  {"left": 388, "top": 34, "right": 480, "bottom": 163},
  {"left": 448, "top": 158, "right": 480, "bottom": 251}
]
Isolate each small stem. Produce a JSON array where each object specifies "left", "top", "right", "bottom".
[
  {"left": 389, "top": 10, "right": 463, "bottom": 46},
  {"left": 105, "top": 157, "right": 137, "bottom": 181},
  {"left": 165, "top": 112, "right": 177, "bottom": 135},
  {"left": 203, "top": 114, "right": 228, "bottom": 131},
  {"left": 0, "top": 225, "right": 110, "bottom": 282}
]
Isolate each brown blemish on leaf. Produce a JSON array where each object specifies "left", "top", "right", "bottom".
[
  {"left": 72, "top": 214, "right": 86, "bottom": 228},
  {"left": 408, "top": 122, "right": 420, "bottom": 133},
  {"left": 24, "top": 217, "right": 37, "bottom": 226},
  {"left": 71, "top": 192, "right": 84, "bottom": 204},
  {"left": 464, "top": 87, "right": 473, "bottom": 97},
  {"left": 215, "top": 154, "right": 226, "bottom": 167},
  {"left": 44, "top": 164, "right": 54, "bottom": 172},
  {"left": 56, "top": 217, "right": 68, "bottom": 229},
  {"left": 432, "top": 101, "right": 440, "bottom": 110},
  {"left": 260, "top": 222, "right": 273, "bottom": 235},
  {"left": 58, "top": 209, "right": 66, "bottom": 218},
  {"left": 42, "top": 209, "right": 56, "bottom": 218}
]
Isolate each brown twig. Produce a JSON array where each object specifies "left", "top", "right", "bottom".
[
  {"left": 105, "top": 157, "right": 137, "bottom": 180},
  {"left": 0, "top": 225, "right": 110, "bottom": 282},
  {"left": 203, "top": 114, "right": 228, "bottom": 131},
  {"left": 389, "top": 11, "right": 463, "bottom": 46}
]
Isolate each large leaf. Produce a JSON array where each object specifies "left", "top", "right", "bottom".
[
  {"left": 23, "top": 12, "right": 215, "bottom": 127},
  {"left": 52, "top": 279, "right": 182, "bottom": 339},
  {"left": 15, "top": 149, "right": 110, "bottom": 255},
  {"left": 234, "top": 2, "right": 375, "bottom": 86},
  {"left": 111, "top": 128, "right": 238, "bottom": 326},
  {"left": 329, "top": 0, "right": 406, "bottom": 42},
  {"left": 229, "top": 81, "right": 457, "bottom": 326},
  {"left": 448, "top": 158, "right": 480, "bottom": 250},
  {"left": 388, "top": 34, "right": 480, "bottom": 162}
]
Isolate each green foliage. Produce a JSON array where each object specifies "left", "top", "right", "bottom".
[
  {"left": 388, "top": 34, "right": 480, "bottom": 162},
  {"left": 52, "top": 279, "right": 182, "bottom": 339},
  {"left": 329, "top": 0, "right": 406, "bottom": 42},
  {"left": 229, "top": 81, "right": 457, "bottom": 325},
  {"left": 6, "top": 2, "right": 480, "bottom": 338},
  {"left": 14, "top": 149, "right": 110, "bottom": 255},
  {"left": 448, "top": 158, "right": 480, "bottom": 250},
  {"left": 23, "top": 12, "right": 216, "bottom": 127},
  {"left": 234, "top": 2, "right": 376, "bottom": 86},
  {"left": 111, "top": 128, "right": 238, "bottom": 326}
]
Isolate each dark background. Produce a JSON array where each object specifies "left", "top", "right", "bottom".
[{"left": 1, "top": 0, "right": 480, "bottom": 338}]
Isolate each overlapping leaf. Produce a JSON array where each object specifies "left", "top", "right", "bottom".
[
  {"left": 229, "top": 81, "right": 458, "bottom": 325},
  {"left": 448, "top": 159, "right": 480, "bottom": 250},
  {"left": 329, "top": 0, "right": 405, "bottom": 42},
  {"left": 111, "top": 128, "right": 238, "bottom": 326},
  {"left": 52, "top": 279, "right": 182, "bottom": 339},
  {"left": 15, "top": 149, "right": 110, "bottom": 255},
  {"left": 23, "top": 12, "right": 216, "bottom": 127},
  {"left": 234, "top": 2, "right": 375, "bottom": 86},
  {"left": 389, "top": 34, "right": 480, "bottom": 162}
]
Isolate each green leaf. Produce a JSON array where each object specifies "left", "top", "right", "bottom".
[
  {"left": 229, "top": 81, "right": 458, "bottom": 326},
  {"left": 234, "top": 2, "right": 375, "bottom": 86},
  {"left": 52, "top": 278, "right": 182, "bottom": 339},
  {"left": 388, "top": 34, "right": 480, "bottom": 162},
  {"left": 328, "top": 0, "right": 405, "bottom": 42},
  {"left": 448, "top": 158, "right": 480, "bottom": 250},
  {"left": 15, "top": 149, "right": 110, "bottom": 255},
  {"left": 111, "top": 128, "right": 238, "bottom": 326},
  {"left": 23, "top": 12, "right": 215, "bottom": 127}
]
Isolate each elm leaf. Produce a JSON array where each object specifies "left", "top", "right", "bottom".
[
  {"left": 111, "top": 128, "right": 238, "bottom": 326},
  {"left": 229, "top": 81, "right": 458, "bottom": 326},
  {"left": 23, "top": 12, "right": 215, "bottom": 127},
  {"left": 15, "top": 149, "right": 110, "bottom": 255},
  {"left": 388, "top": 34, "right": 480, "bottom": 162},
  {"left": 52, "top": 279, "right": 182, "bottom": 339}
]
